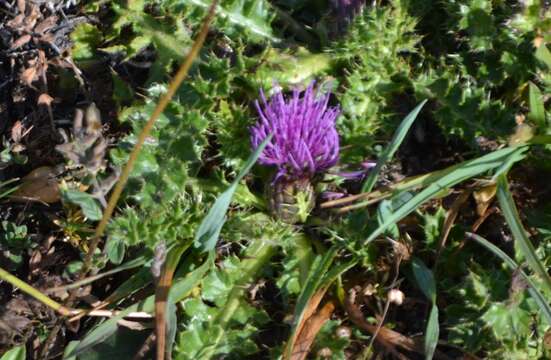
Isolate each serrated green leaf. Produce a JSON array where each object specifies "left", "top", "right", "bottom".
[
  {"left": 105, "top": 236, "right": 126, "bottom": 264},
  {"left": 423, "top": 207, "right": 446, "bottom": 246},
  {"left": 181, "top": 0, "right": 279, "bottom": 42},
  {"left": 70, "top": 23, "right": 103, "bottom": 61}
]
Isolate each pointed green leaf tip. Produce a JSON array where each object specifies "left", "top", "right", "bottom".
[
  {"left": 362, "top": 99, "right": 427, "bottom": 193},
  {"left": 194, "top": 135, "right": 272, "bottom": 252}
]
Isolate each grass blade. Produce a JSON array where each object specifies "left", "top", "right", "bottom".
[
  {"left": 466, "top": 232, "right": 551, "bottom": 325},
  {"left": 0, "top": 178, "right": 19, "bottom": 199},
  {"left": 412, "top": 258, "right": 436, "bottom": 303},
  {"left": 495, "top": 174, "right": 551, "bottom": 293},
  {"left": 48, "top": 256, "right": 147, "bottom": 293},
  {"left": 364, "top": 146, "right": 527, "bottom": 244},
  {"left": 362, "top": 100, "right": 427, "bottom": 193},
  {"left": 195, "top": 134, "right": 272, "bottom": 252},
  {"left": 412, "top": 258, "right": 439, "bottom": 360},
  {"left": 155, "top": 242, "right": 192, "bottom": 360},
  {"left": 536, "top": 43, "right": 551, "bottom": 69},
  {"left": 528, "top": 82, "right": 546, "bottom": 129},
  {"left": 424, "top": 306, "right": 439, "bottom": 360}
]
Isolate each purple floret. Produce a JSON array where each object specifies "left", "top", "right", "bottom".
[
  {"left": 250, "top": 81, "right": 340, "bottom": 182},
  {"left": 332, "top": 0, "right": 364, "bottom": 24}
]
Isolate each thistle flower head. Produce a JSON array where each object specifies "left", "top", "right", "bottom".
[
  {"left": 250, "top": 81, "right": 340, "bottom": 183},
  {"left": 332, "top": 0, "right": 365, "bottom": 26}
]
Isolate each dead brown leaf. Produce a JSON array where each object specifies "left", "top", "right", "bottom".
[
  {"left": 38, "top": 93, "right": 54, "bottom": 106},
  {"left": 544, "top": 328, "right": 551, "bottom": 350},
  {"left": 11, "top": 34, "right": 31, "bottom": 49},
  {"left": 436, "top": 189, "right": 471, "bottom": 257},
  {"left": 20, "top": 66, "right": 38, "bottom": 87},
  {"left": 284, "top": 287, "right": 330, "bottom": 360},
  {"left": 290, "top": 301, "right": 335, "bottom": 360},
  {"left": 11, "top": 166, "right": 60, "bottom": 203},
  {"left": 473, "top": 184, "right": 496, "bottom": 217},
  {"left": 7, "top": 14, "right": 25, "bottom": 29},
  {"left": 22, "top": 5, "right": 41, "bottom": 32},
  {"left": 471, "top": 207, "right": 498, "bottom": 233},
  {"left": 34, "top": 16, "right": 58, "bottom": 35},
  {"left": 11, "top": 120, "right": 32, "bottom": 143},
  {"left": 17, "top": 0, "right": 26, "bottom": 14}
]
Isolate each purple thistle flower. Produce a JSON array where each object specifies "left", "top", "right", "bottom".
[
  {"left": 332, "top": 0, "right": 365, "bottom": 26},
  {"left": 250, "top": 81, "right": 340, "bottom": 183}
]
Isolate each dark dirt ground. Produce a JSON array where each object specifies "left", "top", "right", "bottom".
[{"left": 0, "top": 1, "right": 121, "bottom": 357}]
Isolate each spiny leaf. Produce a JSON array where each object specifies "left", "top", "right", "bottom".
[{"left": 181, "top": 0, "right": 279, "bottom": 42}]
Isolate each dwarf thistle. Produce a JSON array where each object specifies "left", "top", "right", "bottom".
[{"left": 250, "top": 82, "right": 340, "bottom": 223}]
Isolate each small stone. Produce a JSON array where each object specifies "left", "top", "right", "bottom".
[
  {"left": 335, "top": 325, "right": 352, "bottom": 338},
  {"left": 362, "top": 283, "right": 378, "bottom": 297},
  {"left": 388, "top": 289, "right": 405, "bottom": 305},
  {"left": 317, "top": 347, "right": 332, "bottom": 358}
]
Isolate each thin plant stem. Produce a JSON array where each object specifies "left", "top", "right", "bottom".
[
  {"left": 80, "top": 0, "right": 217, "bottom": 279},
  {"left": 365, "top": 248, "right": 402, "bottom": 353},
  {"left": 0, "top": 267, "right": 72, "bottom": 316},
  {"left": 319, "top": 168, "right": 448, "bottom": 209},
  {"left": 40, "top": 2, "right": 218, "bottom": 358},
  {"left": 0, "top": 267, "right": 136, "bottom": 316}
]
